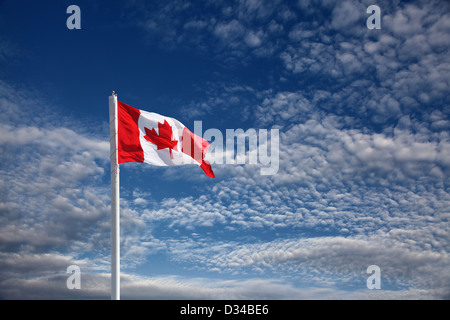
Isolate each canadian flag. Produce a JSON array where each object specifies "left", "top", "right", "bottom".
[{"left": 116, "top": 101, "right": 214, "bottom": 178}]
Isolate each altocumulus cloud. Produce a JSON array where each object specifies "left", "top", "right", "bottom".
[
  {"left": 121, "top": 0, "right": 450, "bottom": 299},
  {"left": 0, "top": 0, "right": 449, "bottom": 300}
]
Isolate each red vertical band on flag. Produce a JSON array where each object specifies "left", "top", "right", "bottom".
[
  {"left": 182, "top": 127, "right": 215, "bottom": 178},
  {"left": 117, "top": 101, "right": 144, "bottom": 164}
]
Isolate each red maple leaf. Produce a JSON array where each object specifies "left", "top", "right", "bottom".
[{"left": 144, "top": 120, "right": 178, "bottom": 158}]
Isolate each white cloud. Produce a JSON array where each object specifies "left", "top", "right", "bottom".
[
  {"left": 214, "top": 19, "right": 245, "bottom": 43},
  {"left": 331, "top": 0, "right": 365, "bottom": 30},
  {"left": 244, "top": 30, "right": 263, "bottom": 47}
]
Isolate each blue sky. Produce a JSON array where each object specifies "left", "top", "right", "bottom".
[{"left": 0, "top": 0, "right": 449, "bottom": 299}]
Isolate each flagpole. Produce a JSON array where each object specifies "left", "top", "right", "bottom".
[{"left": 109, "top": 91, "right": 120, "bottom": 300}]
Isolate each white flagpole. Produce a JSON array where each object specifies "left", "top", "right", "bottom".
[{"left": 109, "top": 91, "right": 120, "bottom": 300}]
